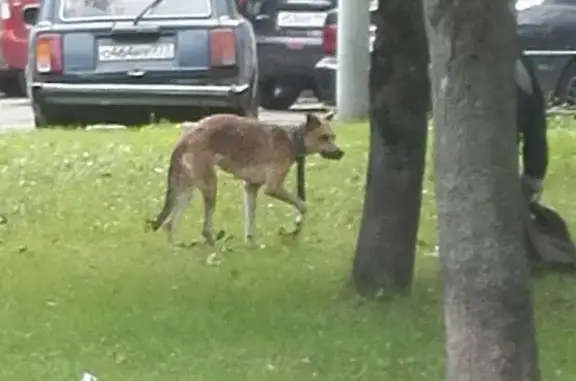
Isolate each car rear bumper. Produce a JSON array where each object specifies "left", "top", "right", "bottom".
[
  {"left": 257, "top": 36, "right": 324, "bottom": 82},
  {"left": 313, "top": 56, "right": 337, "bottom": 106},
  {"left": 314, "top": 51, "right": 571, "bottom": 106},
  {"left": 30, "top": 82, "right": 252, "bottom": 108}
]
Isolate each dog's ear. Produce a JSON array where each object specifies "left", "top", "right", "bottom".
[
  {"left": 305, "top": 113, "right": 321, "bottom": 130},
  {"left": 324, "top": 109, "right": 336, "bottom": 121}
]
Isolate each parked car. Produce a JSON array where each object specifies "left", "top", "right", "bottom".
[
  {"left": 239, "top": 0, "right": 335, "bottom": 110},
  {"left": 0, "top": 0, "right": 37, "bottom": 97},
  {"left": 517, "top": 0, "right": 576, "bottom": 105},
  {"left": 23, "top": 0, "right": 258, "bottom": 128},
  {"left": 313, "top": 4, "right": 376, "bottom": 107},
  {"left": 316, "top": 0, "right": 576, "bottom": 108}
]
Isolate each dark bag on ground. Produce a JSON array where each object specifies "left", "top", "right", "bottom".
[{"left": 525, "top": 202, "right": 576, "bottom": 272}]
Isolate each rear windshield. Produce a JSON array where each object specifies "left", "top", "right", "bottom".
[{"left": 59, "top": 0, "right": 212, "bottom": 21}]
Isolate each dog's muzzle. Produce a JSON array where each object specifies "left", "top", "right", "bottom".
[{"left": 320, "top": 149, "right": 345, "bottom": 160}]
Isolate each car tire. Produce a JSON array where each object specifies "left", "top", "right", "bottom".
[
  {"left": 235, "top": 75, "right": 260, "bottom": 118},
  {"left": 311, "top": 84, "right": 323, "bottom": 103},
  {"left": 1, "top": 73, "right": 26, "bottom": 98},
  {"left": 243, "top": 94, "right": 260, "bottom": 119},
  {"left": 554, "top": 62, "right": 576, "bottom": 106},
  {"left": 247, "top": 75, "right": 260, "bottom": 118},
  {"left": 259, "top": 80, "right": 301, "bottom": 110},
  {"left": 23, "top": 68, "right": 31, "bottom": 100}
]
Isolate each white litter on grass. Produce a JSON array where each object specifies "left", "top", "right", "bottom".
[
  {"left": 85, "top": 124, "right": 127, "bottom": 131},
  {"left": 80, "top": 372, "right": 97, "bottom": 381},
  {"left": 206, "top": 252, "right": 222, "bottom": 267},
  {"left": 424, "top": 245, "right": 440, "bottom": 258}
]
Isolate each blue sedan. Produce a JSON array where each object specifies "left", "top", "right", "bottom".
[{"left": 23, "top": 0, "right": 258, "bottom": 128}]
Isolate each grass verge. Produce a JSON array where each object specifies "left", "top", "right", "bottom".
[{"left": 0, "top": 120, "right": 575, "bottom": 381}]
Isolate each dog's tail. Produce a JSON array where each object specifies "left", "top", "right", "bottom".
[
  {"left": 147, "top": 167, "right": 177, "bottom": 232},
  {"left": 147, "top": 148, "right": 186, "bottom": 232}
]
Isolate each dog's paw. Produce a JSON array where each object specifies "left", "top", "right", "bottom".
[
  {"left": 278, "top": 226, "right": 301, "bottom": 238},
  {"left": 144, "top": 218, "right": 158, "bottom": 232},
  {"left": 183, "top": 240, "right": 200, "bottom": 248}
]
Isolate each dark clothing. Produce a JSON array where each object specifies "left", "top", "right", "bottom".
[{"left": 517, "top": 54, "right": 549, "bottom": 180}]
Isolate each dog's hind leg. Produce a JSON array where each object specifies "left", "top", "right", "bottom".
[
  {"left": 151, "top": 169, "right": 195, "bottom": 245},
  {"left": 243, "top": 182, "right": 261, "bottom": 243},
  {"left": 197, "top": 170, "right": 218, "bottom": 246}
]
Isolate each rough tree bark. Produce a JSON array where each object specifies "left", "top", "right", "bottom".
[
  {"left": 424, "top": 0, "right": 541, "bottom": 380},
  {"left": 352, "top": 0, "right": 430, "bottom": 297}
]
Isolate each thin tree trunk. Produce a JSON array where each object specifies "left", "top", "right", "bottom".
[
  {"left": 424, "top": 0, "right": 540, "bottom": 380},
  {"left": 352, "top": 0, "right": 430, "bottom": 297}
]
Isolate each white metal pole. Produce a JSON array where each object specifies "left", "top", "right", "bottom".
[{"left": 336, "top": 0, "right": 371, "bottom": 121}]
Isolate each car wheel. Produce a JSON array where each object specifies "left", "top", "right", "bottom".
[
  {"left": 249, "top": 90, "right": 259, "bottom": 118},
  {"left": 311, "top": 84, "right": 323, "bottom": 103},
  {"left": 1, "top": 74, "right": 26, "bottom": 98},
  {"left": 247, "top": 75, "right": 260, "bottom": 118},
  {"left": 22, "top": 69, "right": 30, "bottom": 100},
  {"left": 259, "top": 80, "right": 301, "bottom": 110},
  {"left": 554, "top": 62, "right": 576, "bottom": 107},
  {"left": 234, "top": 75, "right": 260, "bottom": 118}
]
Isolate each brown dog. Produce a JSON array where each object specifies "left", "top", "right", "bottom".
[{"left": 148, "top": 111, "right": 344, "bottom": 245}]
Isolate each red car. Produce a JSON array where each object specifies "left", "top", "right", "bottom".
[{"left": 0, "top": 0, "right": 37, "bottom": 97}]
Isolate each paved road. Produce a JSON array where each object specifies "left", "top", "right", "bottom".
[
  {"left": 0, "top": 97, "right": 327, "bottom": 132},
  {"left": 0, "top": 99, "right": 33, "bottom": 131}
]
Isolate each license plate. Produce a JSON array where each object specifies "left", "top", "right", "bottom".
[
  {"left": 276, "top": 11, "right": 327, "bottom": 28},
  {"left": 98, "top": 43, "right": 175, "bottom": 62}
]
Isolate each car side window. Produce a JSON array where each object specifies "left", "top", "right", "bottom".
[
  {"left": 62, "top": 0, "right": 107, "bottom": 18},
  {"left": 238, "top": 0, "right": 277, "bottom": 21}
]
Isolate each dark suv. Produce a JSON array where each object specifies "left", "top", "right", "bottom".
[
  {"left": 239, "top": 0, "right": 335, "bottom": 110},
  {"left": 315, "top": 0, "right": 576, "bottom": 107}
]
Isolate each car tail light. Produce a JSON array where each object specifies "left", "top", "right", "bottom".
[
  {"left": 35, "top": 34, "right": 63, "bottom": 74},
  {"left": 0, "top": 0, "right": 10, "bottom": 20},
  {"left": 209, "top": 28, "right": 236, "bottom": 67},
  {"left": 322, "top": 24, "right": 336, "bottom": 56}
]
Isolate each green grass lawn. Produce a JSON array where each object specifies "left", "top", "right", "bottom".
[{"left": 0, "top": 119, "right": 575, "bottom": 381}]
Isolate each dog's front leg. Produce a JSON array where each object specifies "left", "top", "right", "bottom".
[
  {"left": 263, "top": 185, "right": 307, "bottom": 236},
  {"left": 243, "top": 182, "right": 261, "bottom": 243}
]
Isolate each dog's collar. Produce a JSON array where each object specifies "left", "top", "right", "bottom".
[{"left": 291, "top": 124, "right": 306, "bottom": 160}]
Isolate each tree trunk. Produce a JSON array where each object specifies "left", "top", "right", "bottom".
[
  {"left": 352, "top": 0, "right": 430, "bottom": 297},
  {"left": 424, "top": 1, "right": 541, "bottom": 380}
]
